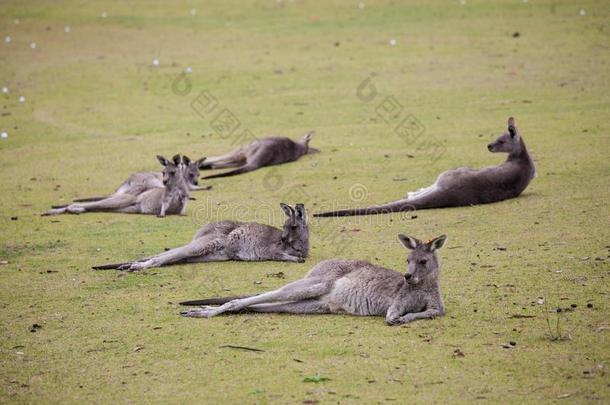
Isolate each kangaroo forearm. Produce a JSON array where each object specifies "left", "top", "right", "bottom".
[{"left": 387, "top": 308, "right": 443, "bottom": 326}]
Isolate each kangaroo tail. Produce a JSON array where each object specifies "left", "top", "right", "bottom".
[
  {"left": 73, "top": 196, "right": 107, "bottom": 203},
  {"left": 314, "top": 199, "right": 419, "bottom": 217},
  {"left": 179, "top": 294, "right": 259, "bottom": 306},
  {"left": 202, "top": 165, "right": 255, "bottom": 179},
  {"left": 92, "top": 262, "right": 132, "bottom": 270}
]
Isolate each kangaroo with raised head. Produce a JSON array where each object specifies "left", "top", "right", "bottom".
[
  {"left": 92, "top": 203, "right": 309, "bottom": 271},
  {"left": 180, "top": 234, "right": 448, "bottom": 326},
  {"left": 59, "top": 156, "right": 209, "bottom": 206},
  {"left": 315, "top": 117, "right": 536, "bottom": 217},
  {"left": 199, "top": 130, "right": 318, "bottom": 179},
  {"left": 43, "top": 155, "right": 191, "bottom": 217}
]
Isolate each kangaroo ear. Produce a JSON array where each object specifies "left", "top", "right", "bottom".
[
  {"left": 157, "top": 155, "right": 169, "bottom": 166},
  {"left": 398, "top": 234, "right": 420, "bottom": 250},
  {"left": 172, "top": 154, "right": 181, "bottom": 165},
  {"left": 426, "top": 235, "right": 448, "bottom": 252},
  {"left": 280, "top": 203, "right": 294, "bottom": 217},
  {"left": 196, "top": 157, "right": 207, "bottom": 168},
  {"left": 508, "top": 117, "right": 517, "bottom": 137},
  {"left": 182, "top": 155, "right": 191, "bottom": 166},
  {"left": 302, "top": 130, "right": 315, "bottom": 144},
  {"left": 295, "top": 203, "right": 307, "bottom": 220}
]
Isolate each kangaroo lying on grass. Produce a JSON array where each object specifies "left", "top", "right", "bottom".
[
  {"left": 43, "top": 155, "right": 191, "bottom": 217},
  {"left": 315, "top": 117, "right": 536, "bottom": 217},
  {"left": 180, "top": 234, "right": 447, "bottom": 325},
  {"left": 55, "top": 156, "right": 208, "bottom": 206},
  {"left": 199, "top": 131, "right": 318, "bottom": 179},
  {"left": 92, "top": 203, "right": 309, "bottom": 271}
]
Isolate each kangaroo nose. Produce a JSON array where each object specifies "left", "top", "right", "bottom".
[
  {"left": 487, "top": 143, "right": 493, "bottom": 151},
  {"left": 404, "top": 273, "right": 412, "bottom": 281}
]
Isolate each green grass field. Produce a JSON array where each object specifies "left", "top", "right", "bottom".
[{"left": 1, "top": 0, "right": 609, "bottom": 403}]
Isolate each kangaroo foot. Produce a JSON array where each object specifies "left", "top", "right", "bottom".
[
  {"left": 67, "top": 205, "right": 85, "bottom": 214},
  {"left": 180, "top": 306, "right": 218, "bottom": 318}
]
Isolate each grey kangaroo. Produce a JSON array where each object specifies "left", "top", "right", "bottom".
[
  {"left": 199, "top": 130, "right": 318, "bottom": 179},
  {"left": 59, "top": 155, "right": 208, "bottom": 205},
  {"left": 315, "top": 117, "right": 536, "bottom": 217},
  {"left": 92, "top": 203, "right": 309, "bottom": 271},
  {"left": 43, "top": 155, "right": 191, "bottom": 217},
  {"left": 180, "top": 234, "right": 448, "bottom": 326}
]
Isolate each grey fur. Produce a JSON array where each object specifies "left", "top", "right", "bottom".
[
  {"left": 200, "top": 131, "right": 318, "bottom": 179},
  {"left": 92, "top": 203, "right": 309, "bottom": 271},
  {"left": 315, "top": 117, "right": 536, "bottom": 217},
  {"left": 43, "top": 155, "right": 191, "bottom": 217},
  {"left": 180, "top": 234, "right": 448, "bottom": 326}
]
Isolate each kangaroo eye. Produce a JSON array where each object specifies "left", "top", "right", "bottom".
[
  {"left": 406, "top": 259, "right": 410, "bottom": 263},
  {"left": 419, "top": 259, "right": 427, "bottom": 265}
]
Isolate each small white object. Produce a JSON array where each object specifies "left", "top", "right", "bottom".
[
  {"left": 4, "top": 36, "right": 11, "bottom": 43},
  {"left": 30, "top": 42, "right": 36, "bottom": 49},
  {"left": 389, "top": 39, "right": 397, "bottom": 46},
  {"left": 1, "top": 132, "right": 8, "bottom": 139},
  {"left": 190, "top": 8, "right": 197, "bottom": 16},
  {"left": 152, "top": 58, "right": 159, "bottom": 66},
  {"left": 18, "top": 96, "right": 25, "bottom": 103},
  {"left": 358, "top": 2, "right": 365, "bottom": 9},
  {"left": 101, "top": 11, "right": 108, "bottom": 18},
  {"left": 185, "top": 66, "right": 192, "bottom": 73},
  {"left": 64, "top": 26, "right": 71, "bottom": 33},
  {"left": 579, "top": 9, "right": 586, "bottom": 16},
  {"left": 2, "top": 87, "right": 8, "bottom": 94},
  {"left": 14, "top": 18, "right": 20, "bottom": 25}
]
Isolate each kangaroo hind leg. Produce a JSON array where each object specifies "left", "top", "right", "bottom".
[
  {"left": 122, "top": 237, "right": 226, "bottom": 271},
  {"left": 248, "top": 299, "right": 330, "bottom": 314},
  {"left": 184, "top": 277, "right": 331, "bottom": 318}
]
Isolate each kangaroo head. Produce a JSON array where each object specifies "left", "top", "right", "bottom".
[
  {"left": 398, "top": 234, "right": 447, "bottom": 285},
  {"left": 157, "top": 154, "right": 182, "bottom": 187},
  {"left": 181, "top": 155, "right": 206, "bottom": 187},
  {"left": 488, "top": 117, "right": 521, "bottom": 154},
  {"left": 280, "top": 203, "right": 309, "bottom": 257},
  {"left": 300, "top": 130, "right": 319, "bottom": 154}
]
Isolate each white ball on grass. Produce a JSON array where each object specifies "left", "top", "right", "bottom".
[
  {"left": 19, "top": 96, "right": 25, "bottom": 103},
  {"left": 389, "top": 39, "right": 397, "bottom": 46},
  {"left": 30, "top": 42, "right": 37, "bottom": 49},
  {"left": 1, "top": 132, "right": 8, "bottom": 139},
  {"left": 4, "top": 36, "right": 11, "bottom": 43},
  {"left": 152, "top": 58, "right": 160, "bottom": 66}
]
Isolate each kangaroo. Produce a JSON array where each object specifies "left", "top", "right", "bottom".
[
  {"left": 180, "top": 234, "right": 448, "bottom": 326},
  {"left": 43, "top": 155, "right": 191, "bottom": 217},
  {"left": 92, "top": 203, "right": 309, "bottom": 271},
  {"left": 61, "top": 156, "right": 209, "bottom": 205},
  {"left": 315, "top": 117, "right": 536, "bottom": 217},
  {"left": 199, "top": 130, "right": 318, "bottom": 179}
]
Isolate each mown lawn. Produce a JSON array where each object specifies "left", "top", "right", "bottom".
[{"left": 0, "top": 0, "right": 609, "bottom": 403}]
